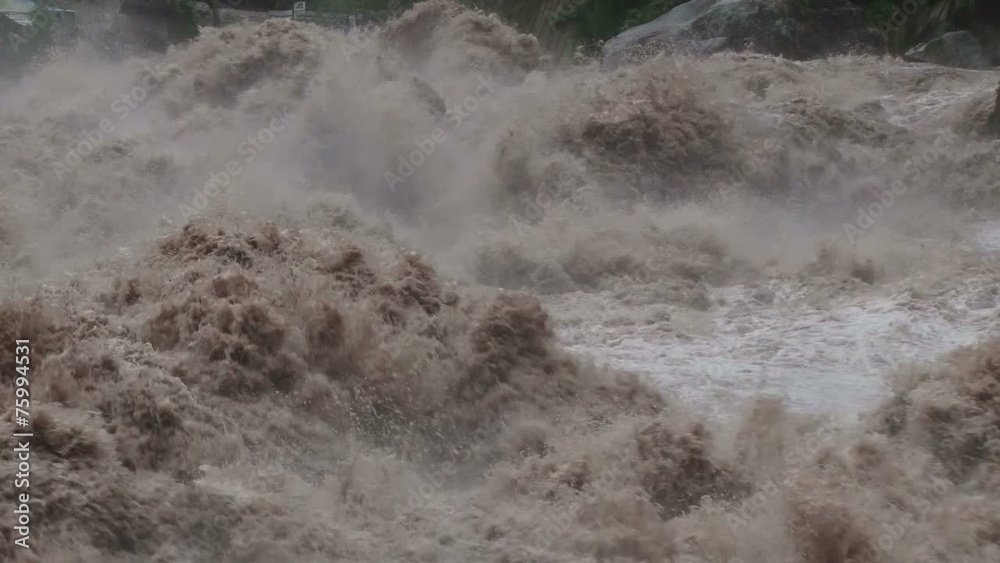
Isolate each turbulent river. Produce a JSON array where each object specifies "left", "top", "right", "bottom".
[{"left": 1, "top": 1, "right": 999, "bottom": 561}]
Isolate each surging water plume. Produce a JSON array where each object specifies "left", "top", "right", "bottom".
[{"left": 1, "top": 1, "right": 1000, "bottom": 561}]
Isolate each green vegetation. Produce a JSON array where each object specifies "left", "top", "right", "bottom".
[
  {"left": 168, "top": 0, "right": 202, "bottom": 42},
  {"left": 88, "top": 0, "right": 997, "bottom": 59},
  {"left": 116, "top": 0, "right": 202, "bottom": 49},
  {"left": 13, "top": 0, "right": 999, "bottom": 61},
  {"left": 858, "top": 0, "right": 983, "bottom": 52},
  {"left": 0, "top": 1, "right": 76, "bottom": 73},
  {"left": 483, "top": 0, "right": 993, "bottom": 56},
  {"left": 302, "top": 0, "right": 689, "bottom": 55},
  {"left": 299, "top": 0, "right": 996, "bottom": 59}
]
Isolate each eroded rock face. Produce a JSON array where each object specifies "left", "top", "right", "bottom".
[
  {"left": 904, "top": 30, "right": 994, "bottom": 70},
  {"left": 600, "top": 0, "right": 884, "bottom": 69}
]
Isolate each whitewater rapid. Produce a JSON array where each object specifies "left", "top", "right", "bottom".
[{"left": 551, "top": 223, "right": 1000, "bottom": 421}]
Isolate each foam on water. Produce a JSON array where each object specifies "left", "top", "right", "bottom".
[{"left": 554, "top": 222, "right": 1000, "bottom": 420}]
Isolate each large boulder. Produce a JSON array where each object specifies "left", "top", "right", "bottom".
[
  {"left": 903, "top": 30, "right": 994, "bottom": 70},
  {"left": 601, "top": 0, "right": 883, "bottom": 69}
]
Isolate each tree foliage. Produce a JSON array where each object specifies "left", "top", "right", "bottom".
[
  {"left": 857, "top": 0, "right": 983, "bottom": 51},
  {"left": 262, "top": 0, "right": 1000, "bottom": 57}
]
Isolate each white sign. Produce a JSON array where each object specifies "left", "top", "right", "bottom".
[{"left": 293, "top": 2, "right": 305, "bottom": 11}]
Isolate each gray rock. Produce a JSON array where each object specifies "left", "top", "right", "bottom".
[
  {"left": 601, "top": 0, "right": 883, "bottom": 69},
  {"left": 601, "top": 0, "right": 766, "bottom": 68},
  {"left": 904, "top": 31, "right": 993, "bottom": 70}
]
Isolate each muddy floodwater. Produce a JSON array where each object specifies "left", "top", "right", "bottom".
[{"left": 1, "top": 1, "right": 1000, "bottom": 561}]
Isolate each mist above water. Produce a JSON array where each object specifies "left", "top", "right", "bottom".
[{"left": 2, "top": 1, "right": 1000, "bottom": 561}]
